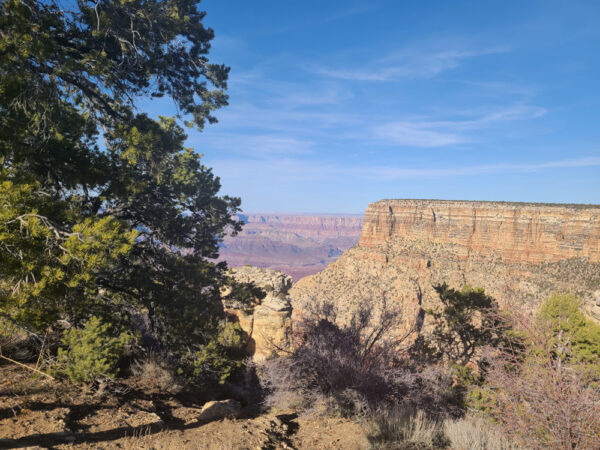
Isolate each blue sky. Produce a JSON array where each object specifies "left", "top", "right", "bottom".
[{"left": 146, "top": 0, "right": 600, "bottom": 213}]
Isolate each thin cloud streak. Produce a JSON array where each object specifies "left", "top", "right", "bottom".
[
  {"left": 204, "top": 102, "right": 546, "bottom": 150},
  {"left": 194, "top": 133, "right": 314, "bottom": 156},
  {"left": 372, "top": 105, "right": 547, "bottom": 147},
  {"left": 361, "top": 157, "right": 600, "bottom": 178},
  {"left": 269, "top": 3, "right": 379, "bottom": 35},
  {"left": 316, "top": 47, "right": 510, "bottom": 81}
]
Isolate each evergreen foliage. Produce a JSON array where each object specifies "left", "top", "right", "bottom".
[
  {"left": 419, "top": 284, "right": 511, "bottom": 366},
  {"left": 538, "top": 293, "right": 600, "bottom": 364},
  {"left": 0, "top": 0, "right": 241, "bottom": 383},
  {"left": 56, "top": 316, "right": 134, "bottom": 384},
  {"left": 177, "top": 320, "right": 246, "bottom": 386}
]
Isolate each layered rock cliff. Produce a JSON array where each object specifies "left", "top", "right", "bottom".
[
  {"left": 290, "top": 200, "right": 600, "bottom": 335},
  {"left": 219, "top": 214, "right": 363, "bottom": 280}
]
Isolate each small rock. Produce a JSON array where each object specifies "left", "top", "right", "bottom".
[
  {"left": 198, "top": 399, "right": 241, "bottom": 422},
  {"left": 271, "top": 416, "right": 283, "bottom": 426}
]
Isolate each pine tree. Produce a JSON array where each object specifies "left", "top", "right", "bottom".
[{"left": 0, "top": 0, "right": 241, "bottom": 375}]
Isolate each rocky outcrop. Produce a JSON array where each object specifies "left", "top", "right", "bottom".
[
  {"left": 219, "top": 214, "right": 363, "bottom": 280},
  {"left": 585, "top": 291, "right": 600, "bottom": 322},
  {"left": 224, "top": 267, "right": 293, "bottom": 361},
  {"left": 291, "top": 200, "right": 600, "bottom": 336}
]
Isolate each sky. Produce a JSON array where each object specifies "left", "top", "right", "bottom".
[{"left": 144, "top": 0, "right": 600, "bottom": 214}]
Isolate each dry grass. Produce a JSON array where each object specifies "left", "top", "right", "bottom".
[
  {"left": 122, "top": 428, "right": 188, "bottom": 450},
  {"left": 131, "top": 353, "right": 182, "bottom": 394},
  {"left": 443, "top": 415, "right": 517, "bottom": 450},
  {"left": 368, "top": 409, "right": 519, "bottom": 449},
  {"left": 368, "top": 408, "right": 445, "bottom": 449}
]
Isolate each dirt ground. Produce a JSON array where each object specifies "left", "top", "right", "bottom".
[{"left": 0, "top": 364, "right": 369, "bottom": 449}]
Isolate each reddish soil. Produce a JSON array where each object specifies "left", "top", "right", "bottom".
[{"left": 0, "top": 363, "right": 369, "bottom": 449}]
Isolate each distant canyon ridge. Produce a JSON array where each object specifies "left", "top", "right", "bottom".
[{"left": 218, "top": 213, "right": 363, "bottom": 280}]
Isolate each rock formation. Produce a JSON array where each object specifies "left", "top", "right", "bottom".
[
  {"left": 224, "top": 266, "right": 293, "bottom": 361},
  {"left": 218, "top": 214, "right": 363, "bottom": 280},
  {"left": 290, "top": 199, "right": 600, "bottom": 336}
]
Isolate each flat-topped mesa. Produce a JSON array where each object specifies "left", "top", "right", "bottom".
[
  {"left": 290, "top": 199, "right": 600, "bottom": 334},
  {"left": 359, "top": 199, "right": 600, "bottom": 264}
]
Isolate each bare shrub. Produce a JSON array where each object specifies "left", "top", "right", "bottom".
[
  {"left": 487, "top": 352, "right": 600, "bottom": 449},
  {"left": 132, "top": 353, "right": 182, "bottom": 394},
  {"left": 368, "top": 408, "right": 446, "bottom": 449},
  {"left": 259, "top": 301, "right": 460, "bottom": 417},
  {"left": 443, "top": 415, "right": 516, "bottom": 450},
  {"left": 260, "top": 300, "right": 401, "bottom": 415},
  {"left": 0, "top": 317, "right": 39, "bottom": 360},
  {"left": 483, "top": 305, "right": 600, "bottom": 449},
  {"left": 390, "top": 363, "right": 461, "bottom": 417}
]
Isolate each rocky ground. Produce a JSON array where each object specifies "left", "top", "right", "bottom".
[{"left": 0, "top": 364, "right": 369, "bottom": 449}]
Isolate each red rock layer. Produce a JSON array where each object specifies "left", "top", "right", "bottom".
[{"left": 360, "top": 200, "right": 600, "bottom": 263}]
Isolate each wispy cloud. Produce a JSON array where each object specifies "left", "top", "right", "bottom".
[
  {"left": 359, "top": 156, "right": 600, "bottom": 179},
  {"left": 316, "top": 46, "right": 509, "bottom": 81},
  {"left": 269, "top": 3, "right": 379, "bottom": 35},
  {"left": 315, "top": 3, "right": 379, "bottom": 26},
  {"left": 371, "top": 123, "right": 465, "bottom": 147},
  {"left": 372, "top": 105, "right": 547, "bottom": 147},
  {"left": 195, "top": 133, "right": 314, "bottom": 156}
]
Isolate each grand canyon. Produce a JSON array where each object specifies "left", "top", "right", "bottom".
[
  {"left": 4, "top": 2, "right": 600, "bottom": 447},
  {"left": 222, "top": 199, "right": 600, "bottom": 361},
  {"left": 290, "top": 199, "right": 600, "bottom": 336},
  {"left": 218, "top": 213, "right": 363, "bottom": 280}
]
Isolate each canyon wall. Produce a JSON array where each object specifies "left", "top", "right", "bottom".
[
  {"left": 291, "top": 200, "right": 600, "bottom": 335},
  {"left": 219, "top": 214, "right": 363, "bottom": 280},
  {"left": 360, "top": 200, "right": 600, "bottom": 263}
]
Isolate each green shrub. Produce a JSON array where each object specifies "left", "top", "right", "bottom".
[
  {"left": 420, "top": 284, "right": 513, "bottom": 367},
  {"left": 177, "top": 321, "right": 246, "bottom": 387},
  {"left": 55, "top": 316, "right": 133, "bottom": 384},
  {"left": 539, "top": 294, "right": 600, "bottom": 364},
  {"left": 217, "top": 321, "right": 246, "bottom": 350}
]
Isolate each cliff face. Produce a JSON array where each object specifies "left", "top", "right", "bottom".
[
  {"left": 360, "top": 200, "right": 600, "bottom": 263},
  {"left": 290, "top": 200, "right": 600, "bottom": 335},
  {"left": 219, "top": 214, "right": 363, "bottom": 280}
]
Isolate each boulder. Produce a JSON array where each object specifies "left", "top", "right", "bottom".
[{"left": 198, "top": 399, "right": 241, "bottom": 422}]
